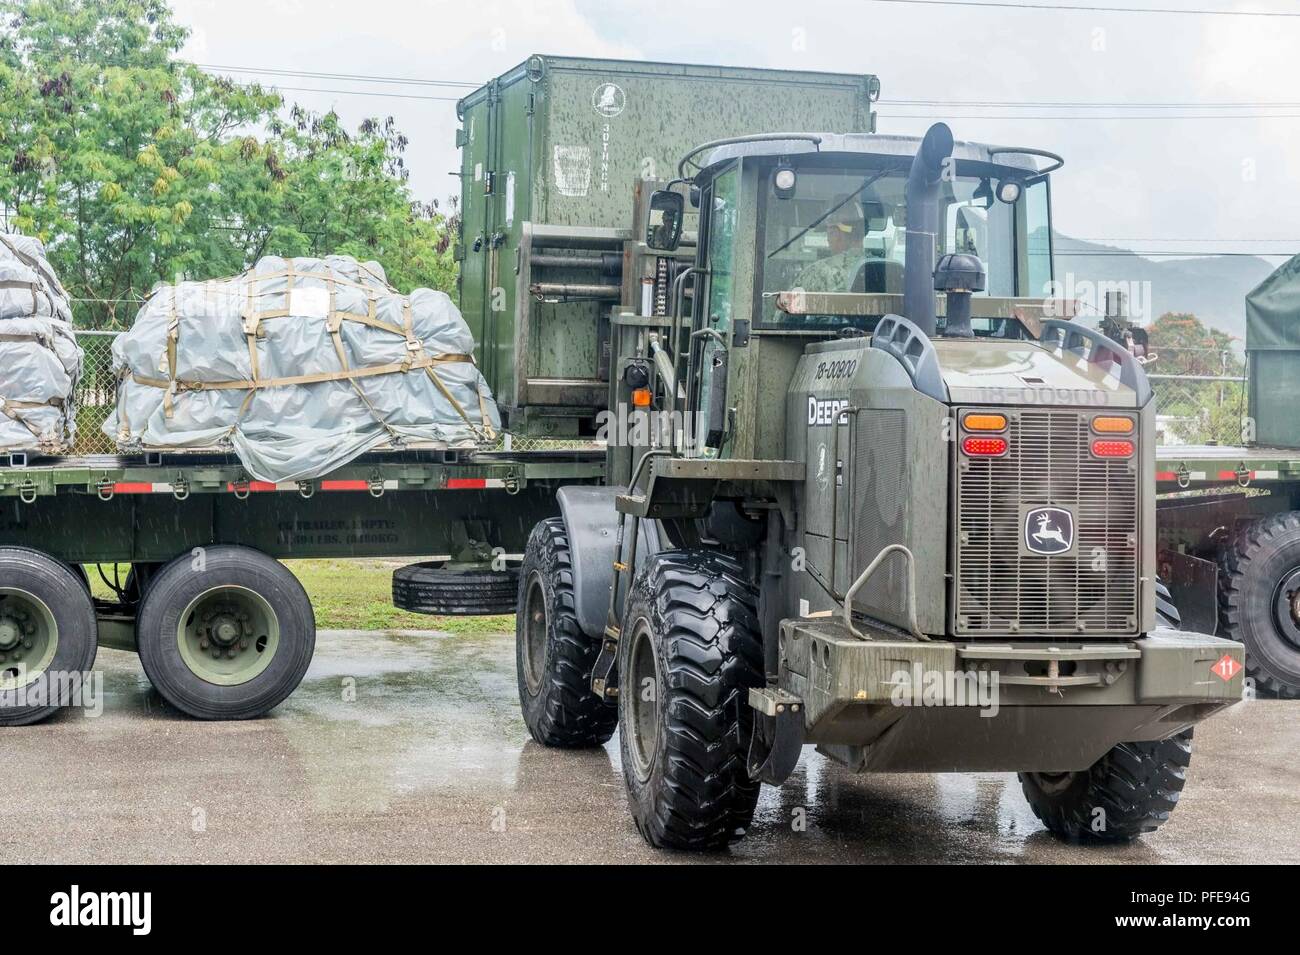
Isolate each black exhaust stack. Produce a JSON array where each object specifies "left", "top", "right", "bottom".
[{"left": 903, "top": 122, "right": 955, "bottom": 338}]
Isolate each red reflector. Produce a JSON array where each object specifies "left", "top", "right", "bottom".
[
  {"left": 1092, "top": 439, "right": 1134, "bottom": 458},
  {"left": 321, "top": 480, "right": 370, "bottom": 491},
  {"left": 113, "top": 482, "right": 154, "bottom": 494},
  {"left": 447, "top": 478, "right": 487, "bottom": 489},
  {"left": 962, "top": 436, "right": 1007, "bottom": 456}
]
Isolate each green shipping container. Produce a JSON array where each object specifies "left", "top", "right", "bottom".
[{"left": 456, "top": 54, "right": 878, "bottom": 431}]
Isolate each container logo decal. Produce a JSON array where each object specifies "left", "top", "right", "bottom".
[
  {"left": 592, "top": 82, "right": 626, "bottom": 117},
  {"left": 1024, "top": 507, "right": 1074, "bottom": 555}
]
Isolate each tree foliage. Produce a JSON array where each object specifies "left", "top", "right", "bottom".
[
  {"left": 0, "top": 0, "right": 457, "bottom": 327},
  {"left": 1146, "top": 312, "right": 1246, "bottom": 446}
]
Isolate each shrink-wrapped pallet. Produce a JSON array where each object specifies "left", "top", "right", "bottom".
[
  {"left": 0, "top": 234, "right": 81, "bottom": 455},
  {"left": 104, "top": 255, "right": 500, "bottom": 483}
]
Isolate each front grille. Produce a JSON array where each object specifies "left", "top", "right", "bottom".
[{"left": 955, "top": 408, "right": 1139, "bottom": 635}]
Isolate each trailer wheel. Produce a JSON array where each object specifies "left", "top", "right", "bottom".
[
  {"left": 1019, "top": 729, "right": 1193, "bottom": 842},
  {"left": 136, "top": 546, "right": 315, "bottom": 720},
  {"left": 516, "top": 518, "right": 617, "bottom": 747},
  {"left": 618, "top": 550, "right": 764, "bottom": 850},
  {"left": 393, "top": 560, "right": 521, "bottom": 616},
  {"left": 1219, "top": 512, "right": 1300, "bottom": 698},
  {"left": 0, "top": 547, "right": 98, "bottom": 726}
]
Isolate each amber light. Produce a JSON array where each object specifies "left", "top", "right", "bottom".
[
  {"left": 1092, "top": 416, "right": 1134, "bottom": 434},
  {"left": 1092, "top": 439, "right": 1134, "bottom": 458},
  {"left": 631, "top": 387, "right": 652, "bottom": 407},
  {"left": 963, "top": 436, "right": 1008, "bottom": 456},
  {"left": 963, "top": 413, "right": 1007, "bottom": 432}
]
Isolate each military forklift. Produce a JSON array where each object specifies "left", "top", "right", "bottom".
[{"left": 513, "top": 118, "right": 1246, "bottom": 851}]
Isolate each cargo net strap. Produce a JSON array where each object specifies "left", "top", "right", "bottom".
[{"left": 124, "top": 264, "right": 496, "bottom": 442}]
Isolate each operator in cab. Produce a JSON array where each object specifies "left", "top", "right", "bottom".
[{"left": 794, "top": 206, "right": 868, "bottom": 293}]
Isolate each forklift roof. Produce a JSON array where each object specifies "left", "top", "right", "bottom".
[{"left": 698, "top": 132, "right": 1050, "bottom": 176}]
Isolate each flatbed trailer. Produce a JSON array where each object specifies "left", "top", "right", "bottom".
[
  {"left": 1156, "top": 443, "right": 1300, "bottom": 697},
  {"left": 0, "top": 448, "right": 602, "bottom": 724}
]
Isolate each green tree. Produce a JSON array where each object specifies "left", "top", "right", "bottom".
[
  {"left": 0, "top": 0, "right": 456, "bottom": 328},
  {"left": 1146, "top": 312, "right": 1246, "bottom": 445}
]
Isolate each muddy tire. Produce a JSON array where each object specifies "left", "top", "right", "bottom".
[
  {"left": 137, "top": 546, "right": 315, "bottom": 720},
  {"left": 1019, "top": 730, "right": 1193, "bottom": 842},
  {"left": 1219, "top": 512, "right": 1300, "bottom": 699},
  {"left": 0, "top": 547, "right": 98, "bottom": 726},
  {"left": 618, "top": 550, "right": 764, "bottom": 851},
  {"left": 516, "top": 518, "right": 617, "bottom": 747},
  {"left": 393, "top": 560, "right": 521, "bottom": 616}
]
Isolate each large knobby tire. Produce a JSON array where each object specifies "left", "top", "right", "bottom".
[
  {"left": 394, "top": 560, "right": 521, "bottom": 616},
  {"left": 1219, "top": 512, "right": 1300, "bottom": 699},
  {"left": 0, "top": 547, "right": 98, "bottom": 726},
  {"left": 1018, "top": 729, "right": 1193, "bottom": 842},
  {"left": 516, "top": 518, "right": 617, "bottom": 747},
  {"left": 618, "top": 550, "right": 764, "bottom": 851},
  {"left": 137, "top": 546, "right": 315, "bottom": 720}
]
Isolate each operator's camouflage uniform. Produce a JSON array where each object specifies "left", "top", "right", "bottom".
[{"left": 793, "top": 250, "right": 866, "bottom": 293}]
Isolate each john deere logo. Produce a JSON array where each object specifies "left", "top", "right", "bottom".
[
  {"left": 1024, "top": 507, "right": 1073, "bottom": 555},
  {"left": 592, "top": 82, "right": 626, "bottom": 117}
]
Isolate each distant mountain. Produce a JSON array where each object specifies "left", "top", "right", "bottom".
[{"left": 1049, "top": 233, "right": 1283, "bottom": 347}]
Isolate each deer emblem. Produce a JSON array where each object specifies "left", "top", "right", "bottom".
[{"left": 1025, "top": 507, "right": 1073, "bottom": 554}]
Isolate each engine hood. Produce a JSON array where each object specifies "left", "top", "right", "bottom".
[{"left": 931, "top": 338, "right": 1142, "bottom": 409}]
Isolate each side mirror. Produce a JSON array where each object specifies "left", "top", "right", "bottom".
[{"left": 646, "top": 189, "right": 685, "bottom": 252}]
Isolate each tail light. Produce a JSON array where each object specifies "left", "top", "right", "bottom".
[
  {"left": 963, "top": 436, "right": 1008, "bottom": 456},
  {"left": 1091, "top": 439, "right": 1134, "bottom": 458}
]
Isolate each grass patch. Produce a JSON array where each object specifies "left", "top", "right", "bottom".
[{"left": 83, "top": 558, "right": 514, "bottom": 634}]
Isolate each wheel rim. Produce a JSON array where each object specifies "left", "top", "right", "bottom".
[
  {"left": 1270, "top": 566, "right": 1300, "bottom": 651},
  {"left": 0, "top": 588, "right": 59, "bottom": 690},
  {"left": 625, "top": 618, "right": 661, "bottom": 782},
  {"left": 522, "top": 572, "right": 547, "bottom": 694},
  {"left": 177, "top": 586, "right": 280, "bottom": 686}
]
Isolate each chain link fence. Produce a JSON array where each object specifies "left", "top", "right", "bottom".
[
  {"left": 74, "top": 331, "right": 120, "bottom": 454},
  {"left": 1146, "top": 346, "right": 1248, "bottom": 448}
]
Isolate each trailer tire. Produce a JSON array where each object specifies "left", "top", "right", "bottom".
[
  {"left": 1219, "top": 512, "right": 1300, "bottom": 699},
  {"left": 137, "top": 546, "right": 315, "bottom": 720},
  {"left": 516, "top": 518, "right": 617, "bottom": 747},
  {"left": 0, "top": 547, "right": 98, "bottom": 726},
  {"left": 393, "top": 560, "right": 521, "bottom": 616},
  {"left": 1019, "top": 729, "right": 1193, "bottom": 843},
  {"left": 618, "top": 550, "right": 764, "bottom": 851}
]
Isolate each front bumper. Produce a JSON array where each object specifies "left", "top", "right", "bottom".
[{"left": 768, "top": 616, "right": 1243, "bottom": 773}]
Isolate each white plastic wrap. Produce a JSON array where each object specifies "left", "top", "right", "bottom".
[
  {"left": 104, "top": 255, "right": 501, "bottom": 483},
  {"left": 0, "top": 234, "right": 81, "bottom": 455}
]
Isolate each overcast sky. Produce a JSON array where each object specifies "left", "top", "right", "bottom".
[{"left": 171, "top": 0, "right": 1300, "bottom": 261}]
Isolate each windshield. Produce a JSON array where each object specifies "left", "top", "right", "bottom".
[{"left": 760, "top": 164, "right": 1022, "bottom": 329}]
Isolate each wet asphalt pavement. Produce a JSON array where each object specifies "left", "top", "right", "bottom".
[{"left": 3, "top": 628, "right": 1296, "bottom": 864}]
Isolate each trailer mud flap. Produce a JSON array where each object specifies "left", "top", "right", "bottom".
[{"left": 1158, "top": 548, "right": 1219, "bottom": 635}]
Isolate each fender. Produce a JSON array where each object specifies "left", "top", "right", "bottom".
[{"left": 556, "top": 485, "right": 663, "bottom": 640}]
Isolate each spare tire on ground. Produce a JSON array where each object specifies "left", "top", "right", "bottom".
[{"left": 393, "top": 560, "right": 521, "bottom": 616}]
